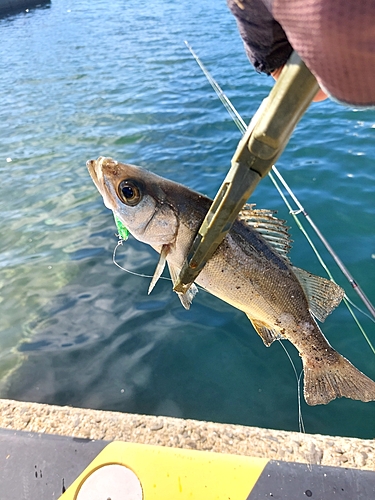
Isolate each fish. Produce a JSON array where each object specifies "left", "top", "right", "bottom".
[{"left": 87, "top": 156, "right": 375, "bottom": 406}]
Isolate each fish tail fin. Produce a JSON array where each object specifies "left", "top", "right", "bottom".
[{"left": 302, "top": 352, "right": 375, "bottom": 406}]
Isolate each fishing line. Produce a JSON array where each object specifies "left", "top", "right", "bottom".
[
  {"left": 184, "top": 42, "right": 375, "bottom": 347},
  {"left": 271, "top": 166, "right": 375, "bottom": 321},
  {"left": 345, "top": 295, "right": 375, "bottom": 324},
  {"left": 113, "top": 229, "right": 308, "bottom": 429},
  {"left": 277, "top": 339, "right": 305, "bottom": 434},
  {"left": 113, "top": 237, "right": 211, "bottom": 296},
  {"left": 112, "top": 238, "right": 172, "bottom": 282},
  {"left": 271, "top": 170, "right": 375, "bottom": 354}
]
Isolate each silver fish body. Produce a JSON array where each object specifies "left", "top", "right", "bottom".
[{"left": 87, "top": 156, "right": 375, "bottom": 405}]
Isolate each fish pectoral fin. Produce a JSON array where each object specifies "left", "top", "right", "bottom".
[
  {"left": 177, "top": 286, "right": 198, "bottom": 310},
  {"left": 167, "top": 261, "right": 198, "bottom": 310},
  {"left": 247, "top": 316, "right": 281, "bottom": 347},
  {"left": 292, "top": 267, "right": 345, "bottom": 322},
  {"left": 148, "top": 244, "right": 170, "bottom": 295}
]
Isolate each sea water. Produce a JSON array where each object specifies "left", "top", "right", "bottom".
[{"left": 0, "top": 0, "right": 375, "bottom": 438}]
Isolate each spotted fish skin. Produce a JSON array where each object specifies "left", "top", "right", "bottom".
[{"left": 87, "top": 156, "right": 375, "bottom": 405}]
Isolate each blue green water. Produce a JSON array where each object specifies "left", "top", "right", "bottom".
[{"left": 1, "top": 0, "right": 375, "bottom": 439}]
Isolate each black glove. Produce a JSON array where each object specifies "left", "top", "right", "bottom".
[{"left": 227, "top": 0, "right": 292, "bottom": 74}]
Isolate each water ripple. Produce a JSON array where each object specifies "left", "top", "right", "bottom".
[{"left": 0, "top": 0, "right": 374, "bottom": 438}]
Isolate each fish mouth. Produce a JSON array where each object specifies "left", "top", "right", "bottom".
[
  {"left": 86, "top": 157, "right": 105, "bottom": 188},
  {"left": 86, "top": 157, "right": 119, "bottom": 210},
  {"left": 86, "top": 157, "right": 112, "bottom": 191},
  {"left": 87, "top": 157, "right": 118, "bottom": 182}
]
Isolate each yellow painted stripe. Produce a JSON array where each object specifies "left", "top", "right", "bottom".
[{"left": 60, "top": 441, "right": 268, "bottom": 500}]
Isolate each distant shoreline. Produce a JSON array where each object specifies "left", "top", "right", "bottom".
[{"left": 0, "top": 0, "right": 50, "bottom": 16}]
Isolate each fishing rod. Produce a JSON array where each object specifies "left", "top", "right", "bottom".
[{"left": 184, "top": 41, "right": 375, "bottom": 325}]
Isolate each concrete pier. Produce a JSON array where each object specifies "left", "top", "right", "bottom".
[{"left": 0, "top": 398, "right": 374, "bottom": 471}]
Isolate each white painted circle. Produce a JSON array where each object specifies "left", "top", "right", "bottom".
[{"left": 76, "top": 464, "right": 143, "bottom": 500}]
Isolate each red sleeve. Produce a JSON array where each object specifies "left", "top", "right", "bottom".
[
  {"left": 229, "top": 0, "right": 375, "bottom": 106},
  {"left": 273, "top": 0, "right": 375, "bottom": 106}
]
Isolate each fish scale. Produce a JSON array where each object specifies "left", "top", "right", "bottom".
[{"left": 87, "top": 156, "right": 375, "bottom": 406}]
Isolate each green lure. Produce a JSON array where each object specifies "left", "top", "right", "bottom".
[{"left": 114, "top": 214, "right": 129, "bottom": 241}]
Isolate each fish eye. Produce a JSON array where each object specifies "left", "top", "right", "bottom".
[{"left": 117, "top": 180, "right": 142, "bottom": 206}]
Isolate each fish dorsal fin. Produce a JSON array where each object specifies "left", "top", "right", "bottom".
[
  {"left": 292, "top": 266, "right": 345, "bottom": 322},
  {"left": 148, "top": 244, "right": 170, "bottom": 295},
  {"left": 239, "top": 204, "right": 292, "bottom": 262},
  {"left": 167, "top": 261, "right": 198, "bottom": 310},
  {"left": 246, "top": 315, "right": 282, "bottom": 346}
]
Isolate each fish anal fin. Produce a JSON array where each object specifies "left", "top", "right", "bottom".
[
  {"left": 148, "top": 244, "right": 170, "bottom": 295},
  {"left": 247, "top": 316, "right": 281, "bottom": 347},
  {"left": 303, "top": 352, "right": 375, "bottom": 406},
  {"left": 239, "top": 204, "right": 292, "bottom": 262},
  {"left": 167, "top": 261, "right": 198, "bottom": 310},
  {"left": 293, "top": 267, "right": 345, "bottom": 322}
]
